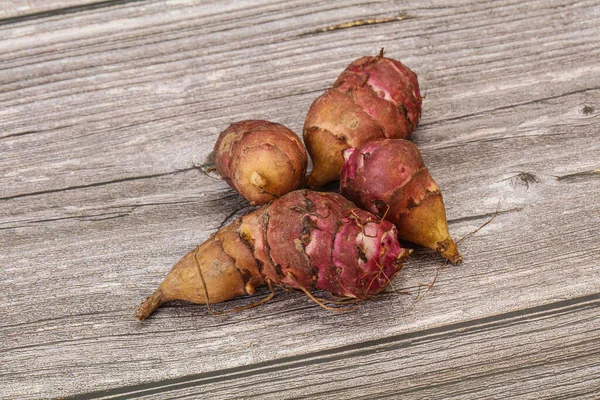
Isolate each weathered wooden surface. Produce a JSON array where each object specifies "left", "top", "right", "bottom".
[{"left": 1, "top": 0, "right": 599, "bottom": 399}]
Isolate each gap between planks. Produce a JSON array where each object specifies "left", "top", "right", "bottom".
[{"left": 64, "top": 292, "right": 600, "bottom": 400}]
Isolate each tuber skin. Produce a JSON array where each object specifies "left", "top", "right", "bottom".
[
  {"left": 340, "top": 139, "right": 462, "bottom": 264},
  {"left": 136, "top": 190, "right": 411, "bottom": 320},
  {"left": 304, "top": 52, "right": 422, "bottom": 188},
  {"left": 214, "top": 120, "right": 308, "bottom": 205}
]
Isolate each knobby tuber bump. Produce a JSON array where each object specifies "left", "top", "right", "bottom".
[
  {"left": 214, "top": 120, "right": 308, "bottom": 205},
  {"left": 136, "top": 190, "right": 411, "bottom": 320},
  {"left": 340, "top": 139, "right": 462, "bottom": 264},
  {"left": 304, "top": 52, "right": 422, "bottom": 188}
]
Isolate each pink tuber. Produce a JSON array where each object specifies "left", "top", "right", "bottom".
[
  {"left": 340, "top": 139, "right": 462, "bottom": 264},
  {"left": 136, "top": 190, "right": 411, "bottom": 320},
  {"left": 304, "top": 52, "right": 422, "bottom": 188}
]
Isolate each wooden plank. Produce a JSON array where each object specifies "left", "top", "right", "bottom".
[
  {"left": 1, "top": 0, "right": 599, "bottom": 398},
  {"left": 2, "top": 0, "right": 599, "bottom": 196},
  {"left": 64, "top": 294, "right": 600, "bottom": 399},
  {"left": 0, "top": 1, "right": 150, "bottom": 21},
  {"left": 2, "top": 89, "right": 598, "bottom": 398}
]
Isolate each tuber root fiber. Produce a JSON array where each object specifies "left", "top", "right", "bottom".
[
  {"left": 340, "top": 139, "right": 462, "bottom": 264},
  {"left": 136, "top": 190, "right": 411, "bottom": 320},
  {"left": 214, "top": 120, "right": 308, "bottom": 205},
  {"left": 304, "top": 52, "right": 422, "bottom": 188}
]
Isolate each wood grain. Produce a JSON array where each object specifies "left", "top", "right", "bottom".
[
  {"left": 65, "top": 294, "right": 600, "bottom": 399},
  {"left": 1, "top": 0, "right": 599, "bottom": 398}
]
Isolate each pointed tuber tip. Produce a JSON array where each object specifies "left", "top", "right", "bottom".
[
  {"left": 437, "top": 239, "right": 462, "bottom": 265},
  {"left": 135, "top": 289, "right": 164, "bottom": 321},
  {"left": 399, "top": 247, "right": 413, "bottom": 262},
  {"left": 391, "top": 247, "right": 413, "bottom": 271}
]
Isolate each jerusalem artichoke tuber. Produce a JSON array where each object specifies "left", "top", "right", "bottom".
[
  {"left": 340, "top": 139, "right": 461, "bottom": 264},
  {"left": 214, "top": 120, "right": 308, "bottom": 205},
  {"left": 304, "top": 52, "right": 422, "bottom": 188},
  {"left": 136, "top": 190, "right": 411, "bottom": 320}
]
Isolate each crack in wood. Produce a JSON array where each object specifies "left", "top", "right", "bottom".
[
  {"left": 0, "top": 310, "right": 117, "bottom": 329},
  {"left": 0, "top": 167, "right": 200, "bottom": 201},
  {"left": 1, "top": 130, "right": 39, "bottom": 139},
  {"left": 0, "top": 0, "right": 147, "bottom": 26},
  {"left": 80, "top": 212, "right": 131, "bottom": 222},
  {"left": 448, "top": 207, "right": 523, "bottom": 225},
  {"left": 0, "top": 212, "right": 130, "bottom": 229},
  {"left": 299, "top": 14, "right": 414, "bottom": 36},
  {"left": 0, "top": 198, "right": 237, "bottom": 229},
  {"left": 555, "top": 168, "right": 600, "bottom": 183},
  {"left": 421, "top": 85, "right": 600, "bottom": 128},
  {"left": 0, "top": 124, "right": 77, "bottom": 140},
  {"left": 423, "top": 132, "right": 565, "bottom": 152}
]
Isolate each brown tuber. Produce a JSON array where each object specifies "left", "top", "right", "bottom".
[
  {"left": 340, "top": 139, "right": 462, "bottom": 264},
  {"left": 304, "top": 52, "right": 422, "bottom": 188},
  {"left": 214, "top": 120, "right": 308, "bottom": 205},
  {"left": 136, "top": 190, "right": 411, "bottom": 320}
]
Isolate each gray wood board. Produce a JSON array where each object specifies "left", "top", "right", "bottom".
[
  {"left": 1, "top": 0, "right": 599, "bottom": 398},
  {"left": 0, "top": 1, "right": 139, "bottom": 21}
]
